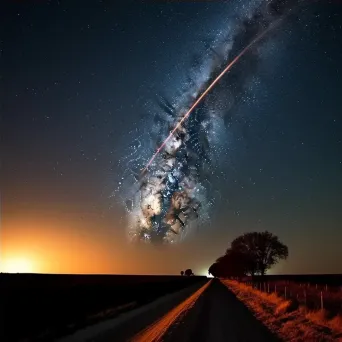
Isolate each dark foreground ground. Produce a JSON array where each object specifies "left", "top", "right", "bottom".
[
  {"left": 60, "top": 279, "right": 280, "bottom": 342},
  {"left": 0, "top": 273, "right": 205, "bottom": 342}
]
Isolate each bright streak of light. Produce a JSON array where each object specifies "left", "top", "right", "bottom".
[{"left": 142, "top": 25, "right": 276, "bottom": 174}]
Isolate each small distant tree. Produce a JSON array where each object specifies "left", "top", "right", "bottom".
[
  {"left": 180, "top": 271, "right": 184, "bottom": 276},
  {"left": 184, "top": 268, "right": 194, "bottom": 276}
]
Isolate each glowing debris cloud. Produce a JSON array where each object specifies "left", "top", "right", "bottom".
[{"left": 115, "top": 0, "right": 299, "bottom": 245}]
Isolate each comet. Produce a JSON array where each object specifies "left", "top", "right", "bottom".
[{"left": 142, "top": 23, "right": 276, "bottom": 175}]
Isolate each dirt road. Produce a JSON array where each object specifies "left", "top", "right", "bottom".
[{"left": 60, "top": 279, "right": 280, "bottom": 342}]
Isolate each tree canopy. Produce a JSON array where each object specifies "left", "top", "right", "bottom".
[
  {"left": 184, "top": 268, "right": 194, "bottom": 276},
  {"left": 208, "top": 231, "right": 288, "bottom": 278}
]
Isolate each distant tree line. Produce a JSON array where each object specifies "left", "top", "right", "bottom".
[
  {"left": 180, "top": 269, "right": 194, "bottom": 276},
  {"left": 208, "top": 231, "right": 288, "bottom": 279}
]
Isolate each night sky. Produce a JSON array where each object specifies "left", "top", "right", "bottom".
[{"left": 1, "top": 0, "right": 342, "bottom": 275}]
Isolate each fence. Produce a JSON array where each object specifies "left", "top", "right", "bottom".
[{"left": 242, "top": 280, "right": 342, "bottom": 315}]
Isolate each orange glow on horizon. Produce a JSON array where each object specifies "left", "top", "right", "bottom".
[
  {"left": 1, "top": 216, "right": 119, "bottom": 274},
  {"left": 1, "top": 214, "right": 211, "bottom": 275},
  {"left": 1, "top": 256, "right": 35, "bottom": 273}
]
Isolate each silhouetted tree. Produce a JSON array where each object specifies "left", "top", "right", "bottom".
[
  {"left": 230, "top": 233, "right": 259, "bottom": 277},
  {"left": 231, "top": 231, "right": 288, "bottom": 276},
  {"left": 184, "top": 268, "right": 194, "bottom": 276},
  {"left": 208, "top": 262, "right": 220, "bottom": 277},
  {"left": 208, "top": 249, "right": 249, "bottom": 279},
  {"left": 180, "top": 271, "right": 184, "bottom": 276},
  {"left": 223, "top": 248, "right": 252, "bottom": 277},
  {"left": 208, "top": 231, "right": 288, "bottom": 278}
]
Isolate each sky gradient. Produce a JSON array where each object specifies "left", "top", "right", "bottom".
[{"left": 1, "top": 0, "right": 342, "bottom": 275}]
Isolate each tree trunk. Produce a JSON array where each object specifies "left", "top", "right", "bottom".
[{"left": 260, "top": 267, "right": 266, "bottom": 279}]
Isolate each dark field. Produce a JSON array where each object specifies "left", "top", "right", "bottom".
[{"left": 0, "top": 273, "right": 206, "bottom": 342}]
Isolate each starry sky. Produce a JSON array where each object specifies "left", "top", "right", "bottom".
[{"left": 1, "top": 0, "right": 342, "bottom": 275}]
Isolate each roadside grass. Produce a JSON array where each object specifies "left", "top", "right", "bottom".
[{"left": 222, "top": 280, "right": 342, "bottom": 342}]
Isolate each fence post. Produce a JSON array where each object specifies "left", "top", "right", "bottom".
[
  {"left": 304, "top": 290, "right": 307, "bottom": 312},
  {"left": 320, "top": 291, "right": 324, "bottom": 311}
]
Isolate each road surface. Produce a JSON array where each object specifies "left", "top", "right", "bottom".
[{"left": 59, "top": 279, "right": 280, "bottom": 342}]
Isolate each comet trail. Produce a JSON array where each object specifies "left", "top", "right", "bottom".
[{"left": 142, "top": 24, "right": 275, "bottom": 174}]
